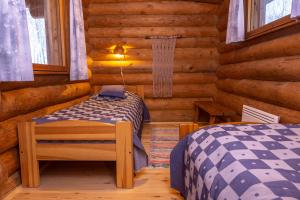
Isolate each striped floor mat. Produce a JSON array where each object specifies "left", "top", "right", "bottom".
[{"left": 149, "top": 127, "right": 179, "bottom": 168}]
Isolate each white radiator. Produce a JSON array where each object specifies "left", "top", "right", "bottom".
[{"left": 242, "top": 105, "right": 280, "bottom": 123}]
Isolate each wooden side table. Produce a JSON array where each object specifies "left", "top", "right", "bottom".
[{"left": 194, "top": 101, "right": 236, "bottom": 124}]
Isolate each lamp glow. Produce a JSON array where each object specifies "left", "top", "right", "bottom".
[
  {"left": 112, "top": 44, "right": 126, "bottom": 86},
  {"left": 113, "top": 45, "right": 125, "bottom": 59},
  {"left": 114, "top": 54, "right": 124, "bottom": 59}
]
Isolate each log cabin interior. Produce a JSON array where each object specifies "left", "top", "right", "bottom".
[{"left": 0, "top": 0, "right": 300, "bottom": 199}]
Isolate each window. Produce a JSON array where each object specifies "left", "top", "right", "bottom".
[
  {"left": 264, "top": 0, "right": 292, "bottom": 24},
  {"left": 246, "top": 0, "right": 296, "bottom": 38},
  {"left": 26, "top": 9, "right": 47, "bottom": 65},
  {"left": 25, "top": 0, "right": 69, "bottom": 73}
]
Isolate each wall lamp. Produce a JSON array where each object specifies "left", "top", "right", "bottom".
[
  {"left": 113, "top": 44, "right": 126, "bottom": 85},
  {"left": 113, "top": 45, "right": 125, "bottom": 59}
]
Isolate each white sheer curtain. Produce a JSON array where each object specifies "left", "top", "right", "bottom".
[
  {"left": 226, "top": 0, "right": 245, "bottom": 44},
  {"left": 0, "top": 0, "right": 34, "bottom": 82},
  {"left": 70, "top": 0, "right": 88, "bottom": 81},
  {"left": 291, "top": 0, "right": 300, "bottom": 18}
]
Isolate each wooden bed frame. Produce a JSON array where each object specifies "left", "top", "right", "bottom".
[{"left": 17, "top": 85, "right": 144, "bottom": 189}]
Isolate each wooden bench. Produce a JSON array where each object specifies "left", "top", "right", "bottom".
[{"left": 194, "top": 101, "right": 236, "bottom": 124}]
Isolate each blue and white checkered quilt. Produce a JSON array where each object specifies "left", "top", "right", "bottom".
[
  {"left": 35, "top": 92, "right": 145, "bottom": 134},
  {"left": 34, "top": 92, "right": 149, "bottom": 171},
  {"left": 182, "top": 124, "right": 300, "bottom": 200}
]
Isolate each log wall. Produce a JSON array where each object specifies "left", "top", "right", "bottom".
[
  {"left": 0, "top": 74, "right": 91, "bottom": 198},
  {"left": 216, "top": 0, "right": 300, "bottom": 123},
  {"left": 85, "top": 0, "right": 220, "bottom": 121}
]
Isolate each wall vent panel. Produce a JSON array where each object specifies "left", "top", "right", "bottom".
[{"left": 242, "top": 105, "right": 280, "bottom": 123}]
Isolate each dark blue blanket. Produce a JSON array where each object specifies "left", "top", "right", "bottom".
[{"left": 170, "top": 136, "right": 189, "bottom": 197}]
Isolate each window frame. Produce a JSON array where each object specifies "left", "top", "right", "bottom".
[
  {"left": 245, "top": 0, "right": 298, "bottom": 40},
  {"left": 30, "top": 0, "right": 70, "bottom": 75}
]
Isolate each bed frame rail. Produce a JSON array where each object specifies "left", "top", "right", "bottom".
[{"left": 35, "top": 121, "right": 116, "bottom": 141}]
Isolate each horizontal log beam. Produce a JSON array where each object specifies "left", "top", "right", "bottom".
[
  {"left": 88, "top": 37, "right": 219, "bottom": 49},
  {"left": 92, "top": 73, "right": 216, "bottom": 85},
  {"left": 216, "top": 90, "right": 300, "bottom": 123},
  {"left": 0, "top": 148, "right": 19, "bottom": 179},
  {"left": 218, "top": 0, "right": 229, "bottom": 17},
  {"left": 87, "top": 56, "right": 94, "bottom": 66},
  {"left": 82, "top": 0, "right": 90, "bottom": 7},
  {"left": 0, "top": 75, "right": 70, "bottom": 92},
  {"left": 217, "top": 14, "right": 228, "bottom": 31},
  {"left": 145, "top": 98, "right": 213, "bottom": 110},
  {"left": 144, "top": 84, "right": 217, "bottom": 98},
  {"left": 220, "top": 33, "right": 300, "bottom": 65},
  {"left": 217, "top": 79, "right": 300, "bottom": 112},
  {"left": 217, "top": 56, "right": 300, "bottom": 81},
  {"left": 0, "top": 129, "right": 17, "bottom": 155},
  {"left": 87, "top": 15, "right": 217, "bottom": 27},
  {"left": 86, "top": 43, "right": 92, "bottom": 54},
  {"left": 90, "top": 48, "right": 218, "bottom": 61},
  {"left": 91, "top": 84, "right": 217, "bottom": 98},
  {"left": 88, "top": 27, "right": 218, "bottom": 38},
  {"left": 0, "top": 162, "right": 7, "bottom": 185},
  {"left": 219, "top": 30, "right": 226, "bottom": 42},
  {"left": 0, "top": 83, "right": 91, "bottom": 122},
  {"left": 217, "top": 0, "right": 229, "bottom": 30},
  {"left": 0, "top": 96, "right": 89, "bottom": 134},
  {"left": 92, "top": 60, "right": 218, "bottom": 74},
  {"left": 88, "top": 2, "right": 218, "bottom": 15},
  {"left": 150, "top": 110, "right": 195, "bottom": 122}
]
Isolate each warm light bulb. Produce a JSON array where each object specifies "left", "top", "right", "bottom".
[{"left": 115, "top": 54, "right": 124, "bottom": 59}]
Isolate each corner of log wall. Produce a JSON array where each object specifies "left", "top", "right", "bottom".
[
  {"left": 215, "top": 0, "right": 300, "bottom": 123},
  {"left": 86, "top": 0, "right": 221, "bottom": 122}
]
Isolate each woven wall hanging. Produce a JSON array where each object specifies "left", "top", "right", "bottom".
[{"left": 150, "top": 36, "right": 177, "bottom": 98}]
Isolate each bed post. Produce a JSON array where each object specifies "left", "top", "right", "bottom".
[
  {"left": 136, "top": 85, "right": 144, "bottom": 100},
  {"left": 116, "top": 121, "right": 133, "bottom": 189},
  {"left": 179, "top": 123, "right": 199, "bottom": 140},
  {"left": 17, "top": 122, "right": 40, "bottom": 187}
]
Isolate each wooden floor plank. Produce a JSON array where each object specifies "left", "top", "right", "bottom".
[{"left": 5, "top": 165, "right": 182, "bottom": 200}]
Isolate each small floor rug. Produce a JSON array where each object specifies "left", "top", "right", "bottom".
[{"left": 149, "top": 127, "right": 179, "bottom": 168}]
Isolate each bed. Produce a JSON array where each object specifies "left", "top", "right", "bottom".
[
  {"left": 171, "top": 123, "right": 300, "bottom": 199},
  {"left": 18, "top": 85, "right": 149, "bottom": 189}
]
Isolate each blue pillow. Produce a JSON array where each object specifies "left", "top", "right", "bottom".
[{"left": 99, "top": 85, "right": 125, "bottom": 98}]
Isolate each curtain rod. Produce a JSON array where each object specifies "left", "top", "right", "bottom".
[{"left": 145, "top": 35, "right": 183, "bottom": 39}]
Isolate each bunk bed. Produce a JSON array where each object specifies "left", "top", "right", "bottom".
[
  {"left": 171, "top": 113, "right": 300, "bottom": 199},
  {"left": 17, "top": 86, "right": 148, "bottom": 189}
]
